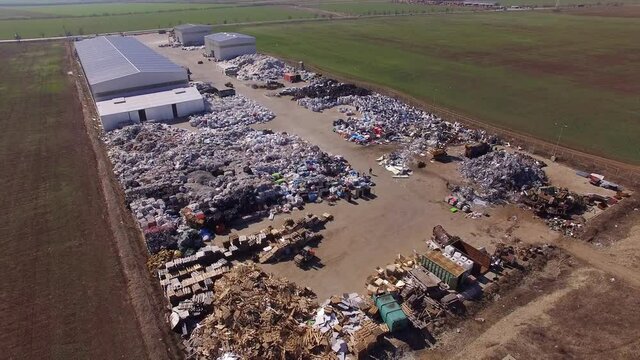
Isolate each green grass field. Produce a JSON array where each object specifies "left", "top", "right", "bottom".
[
  {"left": 0, "top": 6, "right": 314, "bottom": 38},
  {"left": 311, "top": 2, "right": 472, "bottom": 15},
  {"left": 229, "top": 12, "right": 640, "bottom": 163},
  {"left": 0, "top": 3, "right": 228, "bottom": 18}
]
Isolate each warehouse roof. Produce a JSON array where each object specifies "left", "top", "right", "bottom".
[
  {"left": 174, "top": 24, "right": 212, "bottom": 32},
  {"left": 96, "top": 87, "right": 203, "bottom": 116},
  {"left": 75, "top": 36, "right": 185, "bottom": 85},
  {"left": 206, "top": 32, "right": 255, "bottom": 45}
]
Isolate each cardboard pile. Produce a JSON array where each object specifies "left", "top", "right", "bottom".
[{"left": 313, "top": 293, "right": 383, "bottom": 360}]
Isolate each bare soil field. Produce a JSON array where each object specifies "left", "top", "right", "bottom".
[
  {"left": 564, "top": 4, "right": 640, "bottom": 17},
  {"left": 0, "top": 41, "right": 176, "bottom": 359}
]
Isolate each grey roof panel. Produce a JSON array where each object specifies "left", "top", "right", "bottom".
[
  {"left": 175, "top": 24, "right": 212, "bottom": 32},
  {"left": 205, "top": 32, "right": 255, "bottom": 44},
  {"left": 75, "top": 36, "right": 184, "bottom": 85}
]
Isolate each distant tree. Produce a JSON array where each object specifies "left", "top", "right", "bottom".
[
  {"left": 288, "top": 15, "right": 292, "bottom": 19},
  {"left": 223, "top": 19, "right": 227, "bottom": 24},
  {"left": 14, "top": 33, "right": 21, "bottom": 42},
  {"left": 78, "top": 27, "right": 84, "bottom": 35},
  {"left": 40, "top": 32, "right": 45, "bottom": 38}
]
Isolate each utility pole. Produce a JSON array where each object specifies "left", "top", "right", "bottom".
[{"left": 552, "top": 122, "right": 568, "bottom": 160}]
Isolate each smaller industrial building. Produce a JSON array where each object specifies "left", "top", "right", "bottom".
[
  {"left": 205, "top": 32, "right": 256, "bottom": 60},
  {"left": 96, "top": 87, "right": 204, "bottom": 131},
  {"left": 174, "top": 24, "right": 212, "bottom": 46}
]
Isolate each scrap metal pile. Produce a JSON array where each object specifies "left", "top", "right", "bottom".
[
  {"left": 221, "top": 54, "right": 293, "bottom": 82},
  {"left": 189, "top": 94, "right": 275, "bottom": 128},
  {"left": 184, "top": 264, "right": 326, "bottom": 359},
  {"left": 105, "top": 123, "right": 368, "bottom": 253},
  {"left": 459, "top": 151, "right": 548, "bottom": 203}
]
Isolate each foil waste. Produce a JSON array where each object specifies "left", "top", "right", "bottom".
[
  {"left": 104, "top": 123, "right": 369, "bottom": 254},
  {"left": 459, "top": 151, "right": 548, "bottom": 203},
  {"left": 189, "top": 94, "right": 275, "bottom": 128}
]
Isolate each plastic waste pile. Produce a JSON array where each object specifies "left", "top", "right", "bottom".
[
  {"left": 460, "top": 151, "right": 548, "bottom": 203},
  {"left": 221, "top": 54, "right": 291, "bottom": 82},
  {"left": 280, "top": 80, "right": 496, "bottom": 170},
  {"left": 104, "top": 123, "right": 364, "bottom": 253},
  {"left": 189, "top": 95, "right": 275, "bottom": 128},
  {"left": 182, "top": 45, "right": 205, "bottom": 51}
]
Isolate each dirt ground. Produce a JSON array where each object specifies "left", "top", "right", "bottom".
[
  {"left": 0, "top": 41, "right": 179, "bottom": 359},
  {"left": 139, "top": 34, "right": 627, "bottom": 302}
]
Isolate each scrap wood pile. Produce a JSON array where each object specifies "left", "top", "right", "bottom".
[
  {"left": 184, "top": 264, "right": 332, "bottom": 360},
  {"left": 189, "top": 94, "right": 275, "bottom": 128},
  {"left": 105, "top": 124, "right": 368, "bottom": 254},
  {"left": 459, "top": 151, "right": 548, "bottom": 203}
]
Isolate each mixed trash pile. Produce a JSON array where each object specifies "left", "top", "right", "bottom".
[
  {"left": 189, "top": 94, "right": 275, "bottom": 129},
  {"left": 104, "top": 123, "right": 369, "bottom": 253},
  {"left": 280, "top": 80, "right": 496, "bottom": 171}
]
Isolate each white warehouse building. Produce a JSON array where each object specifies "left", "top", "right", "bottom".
[
  {"left": 75, "top": 36, "right": 204, "bottom": 131},
  {"left": 96, "top": 87, "right": 204, "bottom": 131},
  {"left": 205, "top": 32, "right": 256, "bottom": 61},
  {"left": 174, "top": 24, "right": 212, "bottom": 46}
]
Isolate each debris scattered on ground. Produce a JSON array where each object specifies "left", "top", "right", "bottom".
[
  {"left": 460, "top": 151, "right": 548, "bottom": 203},
  {"left": 105, "top": 123, "right": 371, "bottom": 253},
  {"left": 189, "top": 94, "right": 275, "bottom": 128}
]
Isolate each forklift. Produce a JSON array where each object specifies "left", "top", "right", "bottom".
[{"left": 294, "top": 246, "right": 316, "bottom": 268}]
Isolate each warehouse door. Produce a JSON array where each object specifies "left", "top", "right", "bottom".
[
  {"left": 138, "top": 109, "right": 147, "bottom": 122},
  {"left": 172, "top": 104, "right": 178, "bottom": 118}
]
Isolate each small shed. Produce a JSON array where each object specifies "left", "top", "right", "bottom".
[
  {"left": 205, "top": 32, "right": 256, "bottom": 60},
  {"left": 96, "top": 87, "right": 204, "bottom": 131},
  {"left": 174, "top": 24, "right": 212, "bottom": 46}
]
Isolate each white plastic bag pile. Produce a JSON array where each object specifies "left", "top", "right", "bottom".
[
  {"left": 221, "top": 54, "right": 291, "bottom": 82},
  {"left": 189, "top": 95, "right": 275, "bottom": 129}
]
